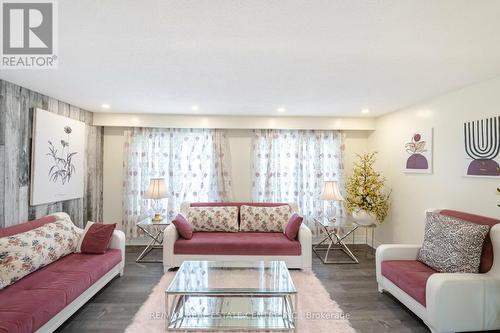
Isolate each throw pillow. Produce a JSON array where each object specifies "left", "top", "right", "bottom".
[
  {"left": 240, "top": 205, "right": 292, "bottom": 232},
  {"left": 76, "top": 221, "right": 94, "bottom": 252},
  {"left": 0, "top": 218, "right": 80, "bottom": 289},
  {"left": 80, "top": 223, "right": 116, "bottom": 254},
  {"left": 187, "top": 206, "right": 239, "bottom": 232},
  {"left": 284, "top": 213, "right": 303, "bottom": 240},
  {"left": 417, "top": 212, "right": 489, "bottom": 273},
  {"left": 172, "top": 214, "right": 193, "bottom": 239}
]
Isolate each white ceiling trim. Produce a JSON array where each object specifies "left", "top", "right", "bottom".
[{"left": 93, "top": 113, "right": 375, "bottom": 130}]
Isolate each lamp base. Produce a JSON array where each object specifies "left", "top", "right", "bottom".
[
  {"left": 326, "top": 204, "right": 337, "bottom": 221},
  {"left": 152, "top": 213, "right": 163, "bottom": 222}
]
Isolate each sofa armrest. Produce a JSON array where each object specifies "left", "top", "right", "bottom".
[
  {"left": 376, "top": 244, "right": 421, "bottom": 283},
  {"left": 163, "top": 224, "right": 180, "bottom": 271},
  {"left": 426, "top": 273, "right": 500, "bottom": 332},
  {"left": 164, "top": 223, "right": 180, "bottom": 244},
  {"left": 298, "top": 223, "right": 312, "bottom": 269},
  {"left": 109, "top": 229, "right": 126, "bottom": 274}
]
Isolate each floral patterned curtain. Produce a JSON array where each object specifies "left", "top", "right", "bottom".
[
  {"left": 251, "top": 129, "right": 345, "bottom": 238},
  {"left": 122, "top": 128, "right": 233, "bottom": 238}
]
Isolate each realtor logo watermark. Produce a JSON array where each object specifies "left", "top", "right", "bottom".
[{"left": 1, "top": 0, "right": 58, "bottom": 68}]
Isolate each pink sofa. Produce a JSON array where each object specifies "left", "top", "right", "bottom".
[
  {"left": 163, "top": 202, "right": 312, "bottom": 271},
  {"left": 376, "top": 209, "right": 500, "bottom": 333},
  {"left": 0, "top": 213, "right": 125, "bottom": 333}
]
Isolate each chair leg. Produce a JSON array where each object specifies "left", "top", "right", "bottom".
[{"left": 377, "top": 284, "right": 384, "bottom": 293}]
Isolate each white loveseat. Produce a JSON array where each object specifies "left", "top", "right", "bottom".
[
  {"left": 163, "top": 202, "right": 312, "bottom": 272},
  {"left": 376, "top": 209, "right": 500, "bottom": 333}
]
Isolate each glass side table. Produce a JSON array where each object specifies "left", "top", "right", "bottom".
[
  {"left": 136, "top": 216, "right": 170, "bottom": 263},
  {"left": 312, "top": 215, "right": 361, "bottom": 264}
]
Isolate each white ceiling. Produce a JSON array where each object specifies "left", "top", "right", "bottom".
[{"left": 2, "top": 0, "right": 500, "bottom": 117}]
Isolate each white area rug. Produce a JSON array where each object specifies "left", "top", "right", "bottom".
[{"left": 125, "top": 270, "right": 354, "bottom": 333}]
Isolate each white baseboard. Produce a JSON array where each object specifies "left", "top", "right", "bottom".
[{"left": 313, "top": 232, "right": 380, "bottom": 248}]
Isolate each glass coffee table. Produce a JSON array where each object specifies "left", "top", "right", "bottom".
[{"left": 165, "top": 261, "right": 297, "bottom": 331}]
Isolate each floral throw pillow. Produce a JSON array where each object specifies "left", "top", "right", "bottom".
[
  {"left": 187, "top": 206, "right": 239, "bottom": 232},
  {"left": 0, "top": 219, "right": 80, "bottom": 289},
  {"left": 240, "top": 205, "right": 292, "bottom": 232},
  {"left": 417, "top": 212, "right": 489, "bottom": 273}
]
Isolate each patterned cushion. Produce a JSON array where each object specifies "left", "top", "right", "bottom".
[
  {"left": 187, "top": 206, "right": 239, "bottom": 232},
  {"left": 0, "top": 218, "right": 80, "bottom": 289},
  {"left": 240, "top": 205, "right": 292, "bottom": 232},
  {"left": 417, "top": 212, "right": 489, "bottom": 273}
]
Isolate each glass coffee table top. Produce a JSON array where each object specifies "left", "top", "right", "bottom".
[
  {"left": 165, "top": 261, "right": 297, "bottom": 331},
  {"left": 167, "top": 260, "right": 296, "bottom": 295}
]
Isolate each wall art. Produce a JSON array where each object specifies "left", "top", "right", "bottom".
[
  {"left": 31, "top": 108, "right": 86, "bottom": 205},
  {"left": 404, "top": 129, "right": 433, "bottom": 174},
  {"left": 464, "top": 116, "right": 500, "bottom": 177}
]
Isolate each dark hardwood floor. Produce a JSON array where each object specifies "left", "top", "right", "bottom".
[{"left": 56, "top": 245, "right": 429, "bottom": 333}]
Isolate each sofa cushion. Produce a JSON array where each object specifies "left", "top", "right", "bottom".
[
  {"left": 0, "top": 219, "right": 80, "bottom": 289},
  {"left": 80, "top": 223, "right": 116, "bottom": 254},
  {"left": 440, "top": 210, "right": 500, "bottom": 273},
  {"left": 0, "top": 249, "right": 121, "bottom": 333},
  {"left": 172, "top": 214, "right": 193, "bottom": 239},
  {"left": 174, "top": 232, "right": 301, "bottom": 256},
  {"left": 417, "top": 212, "right": 489, "bottom": 273},
  {"left": 381, "top": 260, "right": 437, "bottom": 306},
  {"left": 0, "top": 216, "right": 57, "bottom": 238},
  {"left": 187, "top": 206, "right": 239, "bottom": 232},
  {"left": 284, "top": 213, "right": 303, "bottom": 240},
  {"left": 240, "top": 205, "right": 292, "bottom": 232}
]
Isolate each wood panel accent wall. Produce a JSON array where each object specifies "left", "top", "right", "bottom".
[{"left": 0, "top": 80, "right": 103, "bottom": 228}]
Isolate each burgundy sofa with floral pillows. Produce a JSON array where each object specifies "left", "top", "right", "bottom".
[
  {"left": 0, "top": 212, "right": 125, "bottom": 333},
  {"left": 163, "top": 202, "right": 312, "bottom": 271}
]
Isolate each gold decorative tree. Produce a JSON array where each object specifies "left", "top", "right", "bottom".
[{"left": 346, "top": 152, "right": 391, "bottom": 223}]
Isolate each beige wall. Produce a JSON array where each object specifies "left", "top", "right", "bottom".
[
  {"left": 102, "top": 127, "right": 125, "bottom": 225},
  {"left": 102, "top": 128, "right": 371, "bottom": 224},
  {"left": 369, "top": 76, "right": 500, "bottom": 247}
]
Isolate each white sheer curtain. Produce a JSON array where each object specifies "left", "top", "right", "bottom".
[
  {"left": 251, "top": 129, "right": 345, "bottom": 238},
  {"left": 122, "top": 128, "right": 233, "bottom": 238}
]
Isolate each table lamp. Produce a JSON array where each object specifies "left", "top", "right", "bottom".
[
  {"left": 320, "top": 180, "right": 344, "bottom": 221},
  {"left": 144, "top": 178, "right": 168, "bottom": 221}
]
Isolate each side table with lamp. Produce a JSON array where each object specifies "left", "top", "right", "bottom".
[
  {"left": 314, "top": 180, "right": 376, "bottom": 264},
  {"left": 136, "top": 178, "right": 170, "bottom": 263}
]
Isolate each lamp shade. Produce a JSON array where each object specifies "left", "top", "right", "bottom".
[
  {"left": 320, "top": 180, "right": 344, "bottom": 201},
  {"left": 144, "top": 178, "right": 168, "bottom": 199}
]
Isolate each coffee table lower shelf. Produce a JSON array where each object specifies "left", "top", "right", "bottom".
[{"left": 165, "top": 294, "right": 297, "bottom": 331}]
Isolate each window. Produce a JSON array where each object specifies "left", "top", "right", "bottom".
[
  {"left": 122, "top": 128, "right": 232, "bottom": 238},
  {"left": 251, "top": 129, "right": 345, "bottom": 236}
]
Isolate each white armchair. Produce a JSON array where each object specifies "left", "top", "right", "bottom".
[{"left": 376, "top": 209, "right": 500, "bottom": 333}]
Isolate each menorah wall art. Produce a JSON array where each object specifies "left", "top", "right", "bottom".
[{"left": 464, "top": 116, "right": 500, "bottom": 177}]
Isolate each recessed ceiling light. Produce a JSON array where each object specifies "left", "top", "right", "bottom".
[
  {"left": 277, "top": 107, "right": 286, "bottom": 113},
  {"left": 101, "top": 104, "right": 110, "bottom": 109},
  {"left": 191, "top": 105, "right": 199, "bottom": 111},
  {"left": 361, "top": 108, "right": 370, "bottom": 114}
]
